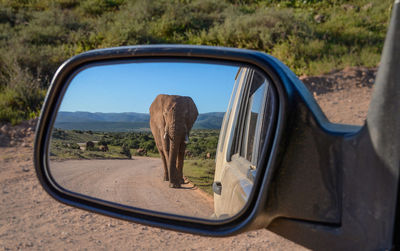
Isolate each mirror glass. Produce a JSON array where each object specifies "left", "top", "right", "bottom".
[{"left": 49, "top": 60, "right": 276, "bottom": 220}]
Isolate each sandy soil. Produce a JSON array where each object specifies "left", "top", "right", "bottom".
[
  {"left": 0, "top": 67, "right": 376, "bottom": 250},
  {"left": 50, "top": 158, "right": 214, "bottom": 218},
  {"left": 300, "top": 66, "right": 376, "bottom": 125}
]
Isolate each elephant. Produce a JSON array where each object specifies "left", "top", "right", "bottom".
[{"left": 149, "top": 94, "right": 198, "bottom": 188}]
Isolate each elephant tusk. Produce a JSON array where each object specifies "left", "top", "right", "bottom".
[
  {"left": 184, "top": 134, "right": 189, "bottom": 144},
  {"left": 164, "top": 125, "right": 169, "bottom": 139}
]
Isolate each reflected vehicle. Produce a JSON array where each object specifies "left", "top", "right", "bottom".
[
  {"left": 214, "top": 67, "right": 276, "bottom": 218},
  {"left": 48, "top": 61, "right": 272, "bottom": 220}
]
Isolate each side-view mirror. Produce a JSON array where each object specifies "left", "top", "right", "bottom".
[
  {"left": 35, "top": 46, "right": 283, "bottom": 227},
  {"left": 44, "top": 56, "right": 278, "bottom": 221},
  {"left": 34, "top": 2, "right": 400, "bottom": 249}
]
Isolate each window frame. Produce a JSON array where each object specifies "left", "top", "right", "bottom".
[{"left": 229, "top": 69, "right": 274, "bottom": 168}]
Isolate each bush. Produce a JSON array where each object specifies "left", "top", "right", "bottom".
[
  {"left": 139, "top": 140, "right": 156, "bottom": 153},
  {"left": 86, "top": 141, "right": 96, "bottom": 151},
  {"left": 192, "top": 7, "right": 310, "bottom": 51},
  {"left": 120, "top": 144, "right": 131, "bottom": 158},
  {"left": 69, "top": 143, "right": 80, "bottom": 149},
  {"left": 52, "top": 128, "right": 67, "bottom": 139},
  {"left": 80, "top": 0, "right": 124, "bottom": 16},
  {"left": 0, "top": 60, "right": 45, "bottom": 124}
]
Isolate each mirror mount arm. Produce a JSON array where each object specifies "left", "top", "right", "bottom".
[{"left": 366, "top": 0, "right": 400, "bottom": 247}]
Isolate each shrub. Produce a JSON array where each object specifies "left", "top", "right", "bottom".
[
  {"left": 197, "top": 7, "right": 310, "bottom": 51},
  {"left": 120, "top": 144, "right": 131, "bottom": 158},
  {"left": 86, "top": 141, "right": 96, "bottom": 151},
  {"left": 0, "top": 59, "right": 45, "bottom": 124},
  {"left": 69, "top": 143, "right": 80, "bottom": 149},
  {"left": 139, "top": 140, "right": 156, "bottom": 153},
  {"left": 80, "top": 0, "right": 124, "bottom": 16}
]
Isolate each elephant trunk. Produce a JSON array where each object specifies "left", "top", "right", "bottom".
[
  {"left": 167, "top": 113, "right": 185, "bottom": 188},
  {"left": 168, "top": 130, "right": 185, "bottom": 188},
  {"left": 168, "top": 138, "right": 180, "bottom": 188},
  {"left": 166, "top": 124, "right": 189, "bottom": 144}
]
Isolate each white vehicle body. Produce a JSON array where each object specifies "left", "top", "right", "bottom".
[{"left": 213, "top": 67, "right": 276, "bottom": 218}]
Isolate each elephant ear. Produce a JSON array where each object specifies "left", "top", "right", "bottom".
[
  {"left": 186, "top": 97, "right": 199, "bottom": 130},
  {"left": 160, "top": 110, "right": 169, "bottom": 137},
  {"left": 149, "top": 95, "right": 167, "bottom": 132}
]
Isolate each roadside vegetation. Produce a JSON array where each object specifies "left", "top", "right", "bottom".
[
  {"left": 50, "top": 129, "right": 157, "bottom": 159},
  {"left": 0, "top": 0, "right": 393, "bottom": 125},
  {"left": 50, "top": 128, "right": 219, "bottom": 159},
  {"left": 183, "top": 159, "right": 216, "bottom": 195}
]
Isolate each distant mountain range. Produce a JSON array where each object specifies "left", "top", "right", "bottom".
[{"left": 54, "top": 111, "right": 224, "bottom": 132}]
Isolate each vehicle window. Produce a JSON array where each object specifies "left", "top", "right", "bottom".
[
  {"left": 218, "top": 68, "right": 242, "bottom": 152},
  {"left": 226, "top": 69, "right": 276, "bottom": 167},
  {"left": 240, "top": 72, "right": 267, "bottom": 164}
]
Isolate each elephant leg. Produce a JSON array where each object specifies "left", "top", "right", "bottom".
[
  {"left": 177, "top": 142, "right": 186, "bottom": 184},
  {"left": 155, "top": 137, "right": 169, "bottom": 181},
  {"left": 160, "top": 150, "right": 169, "bottom": 181},
  {"left": 169, "top": 163, "right": 180, "bottom": 188},
  {"left": 168, "top": 143, "right": 181, "bottom": 188},
  {"left": 168, "top": 165, "right": 180, "bottom": 188}
]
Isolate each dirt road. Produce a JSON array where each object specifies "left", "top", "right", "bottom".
[{"left": 50, "top": 158, "right": 214, "bottom": 218}]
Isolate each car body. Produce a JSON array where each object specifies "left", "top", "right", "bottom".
[{"left": 213, "top": 66, "right": 277, "bottom": 218}]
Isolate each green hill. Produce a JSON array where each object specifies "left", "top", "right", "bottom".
[
  {"left": 54, "top": 111, "right": 224, "bottom": 131},
  {"left": 55, "top": 111, "right": 150, "bottom": 123},
  {"left": 54, "top": 121, "right": 151, "bottom": 132}
]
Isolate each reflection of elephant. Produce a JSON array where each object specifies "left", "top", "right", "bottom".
[{"left": 149, "top": 94, "right": 198, "bottom": 188}]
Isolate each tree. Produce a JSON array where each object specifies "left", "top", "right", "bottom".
[
  {"left": 86, "top": 141, "right": 95, "bottom": 151},
  {"left": 140, "top": 140, "right": 156, "bottom": 152}
]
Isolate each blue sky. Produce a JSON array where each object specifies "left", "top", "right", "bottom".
[{"left": 59, "top": 61, "right": 239, "bottom": 114}]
